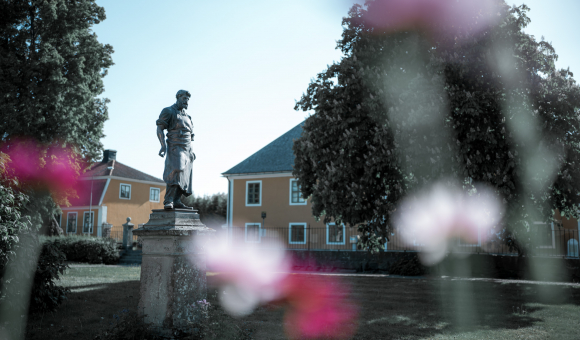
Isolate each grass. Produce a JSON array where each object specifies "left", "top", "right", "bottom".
[{"left": 23, "top": 266, "right": 580, "bottom": 340}]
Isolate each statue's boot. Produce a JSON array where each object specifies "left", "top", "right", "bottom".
[
  {"left": 173, "top": 198, "right": 187, "bottom": 209},
  {"left": 164, "top": 202, "right": 174, "bottom": 210}
]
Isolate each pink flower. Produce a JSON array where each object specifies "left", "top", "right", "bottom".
[
  {"left": 1, "top": 139, "right": 81, "bottom": 198},
  {"left": 394, "top": 181, "right": 503, "bottom": 265},
  {"left": 193, "top": 238, "right": 359, "bottom": 338},
  {"left": 358, "top": 0, "right": 500, "bottom": 39}
]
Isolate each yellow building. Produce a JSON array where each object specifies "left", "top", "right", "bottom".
[
  {"left": 222, "top": 123, "right": 358, "bottom": 250},
  {"left": 223, "top": 123, "right": 580, "bottom": 256},
  {"left": 58, "top": 150, "right": 166, "bottom": 237}
]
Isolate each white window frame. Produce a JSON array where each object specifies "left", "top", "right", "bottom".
[
  {"left": 119, "top": 183, "right": 132, "bottom": 200},
  {"left": 66, "top": 212, "right": 77, "bottom": 234},
  {"left": 245, "top": 180, "right": 262, "bottom": 207},
  {"left": 149, "top": 187, "right": 160, "bottom": 203},
  {"left": 289, "top": 223, "right": 307, "bottom": 244},
  {"left": 289, "top": 179, "right": 307, "bottom": 205},
  {"left": 83, "top": 211, "right": 94, "bottom": 234},
  {"left": 245, "top": 223, "right": 262, "bottom": 243},
  {"left": 326, "top": 222, "right": 345, "bottom": 245},
  {"left": 535, "top": 222, "right": 555, "bottom": 249}
]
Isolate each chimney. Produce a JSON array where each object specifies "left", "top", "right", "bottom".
[{"left": 102, "top": 149, "right": 117, "bottom": 163}]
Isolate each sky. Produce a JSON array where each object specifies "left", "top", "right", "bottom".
[{"left": 92, "top": 0, "right": 580, "bottom": 196}]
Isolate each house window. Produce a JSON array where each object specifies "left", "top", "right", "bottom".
[
  {"left": 289, "top": 223, "right": 307, "bottom": 244},
  {"left": 83, "top": 211, "right": 94, "bottom": 234},
  {"left": 150, "top": 187, "right": 160, "bottom": 202},
  {"left": 245, "top": 223, "right": 261, "bottom": 243},
  {"left": 246, "top": 181, "right": 261, "bottom": 206},
  {"left": 326, "top": 223, "right": 345, "bottom": 245},
  {"left": 66, "top": 212, "right": 77, "bottom": 233},
  {"left": 120, "top": 183, "right": 131, "bottom": 199},
  {"left": 289, "top": 179, "right": 306, "bottom": 205}
]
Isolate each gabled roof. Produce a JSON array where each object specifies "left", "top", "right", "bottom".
[
  {"left": 68, "top": 179, "right": 108, "bottom": 206},
  {"left": 83, "top": 160, "right": 164, "bottom": 183},
  {"left": 223, "top": 122, "right": 303, "bottom": 175}
]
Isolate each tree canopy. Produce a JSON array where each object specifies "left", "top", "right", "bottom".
[
  {"left": 0, "top": 0, "right": 113, "bottom": 162},
  {"left": 294, "top": 1, "right": 580, "bottom": 253}
]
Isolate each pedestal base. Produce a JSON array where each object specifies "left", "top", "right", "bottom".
[{"left": 133, "top": 209, "right": 214, "bottom": 332}]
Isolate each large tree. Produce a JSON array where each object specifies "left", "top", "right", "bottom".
[
  {"left": 294, "top": 1, "right": 580, "bottom": 253},
  {"left": 0, "top": 0, "right": 113, "bottom": 162}
]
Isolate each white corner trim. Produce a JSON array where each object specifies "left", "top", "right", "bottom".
[
  {"left": 326, "top": 222, "right": 346, "bottom": 245},
  {"left": 98, "top": 178, "right": 110, "bottom": 206},
  {"left": 245, "top": 223, "right": 262, "bottom": 243},
  {"left": 289, "top": 178, "right": 307, "bottom": 206},
  {"left": 119, "top": 183, "right": 132, "bottom": 200},
  {"left": 289, "top": 222, "right": 307, "bottom": 244},
  {"left": 245, "top": 180, "right": 262, "bottom": 207}
]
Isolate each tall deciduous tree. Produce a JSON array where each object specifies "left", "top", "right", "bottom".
[
  {"left": 294, "top": 1, "right": 580, "bottom": 253},
  {"left": 0, "top": 0, "right": 113, "bottom": 162}
]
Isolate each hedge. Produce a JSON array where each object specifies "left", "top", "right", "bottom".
[{"left": 41, "top": 235, "right": 120, "bottom": 264}]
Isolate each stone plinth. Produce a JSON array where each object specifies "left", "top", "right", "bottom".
[
  {"left": 132, "top": 209, "right": 214, "bottom": 333},
  {"left": 122, "top": 217, "right": 135, "bottom": 249}
]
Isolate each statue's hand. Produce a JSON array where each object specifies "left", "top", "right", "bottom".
[{"left": 159, "top": 145, "right": 166, "bottom": 158}]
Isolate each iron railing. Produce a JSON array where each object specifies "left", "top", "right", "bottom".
[{"left": 226, "top": 226, "right": 580, "bottom": 258}]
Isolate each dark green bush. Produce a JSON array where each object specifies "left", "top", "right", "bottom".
[
  {"left": 42, "top": 235, "right": 120, "bottom": 264},
  {"left": 388, "top": 255, "right": 427, "bottom": 276},
  {"left": 30, "top": 240, "right": 69, "bottom": 312}
]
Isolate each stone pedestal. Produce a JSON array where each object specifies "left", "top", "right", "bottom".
[
  {"left": 102, "top": 223, "right": 113, "bottom": 238},
  {"left": 132, "top": 209, "right": 214, "bottom": 333},
  {"left": 122, "top": 217, "right": 134, "bottom": 249}
]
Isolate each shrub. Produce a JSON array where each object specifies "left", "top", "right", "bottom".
[
  {"left": 388, "top": 255, "right": 427, "bottom": 276},
  {"left": 29, "top": 240, "right": 69, "bottom": 312},
  {"left": 41, "top": 235, "right": 120, "bottom": 264}
]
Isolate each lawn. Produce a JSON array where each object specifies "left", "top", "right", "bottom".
[{"left": 24, "top": 266, "right": 580, "bottom": 340}]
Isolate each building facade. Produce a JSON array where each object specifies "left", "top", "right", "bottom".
[
  {"left": 223, "top": 122, "right": 580, "bottom": 256},
  {"left": 222, "top": 123, "right": 357, "bottom": 250},
  {"left": 58, "top": 150, "right": 166, "bottom": 237}
]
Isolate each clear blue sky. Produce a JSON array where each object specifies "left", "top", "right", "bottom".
[{"left": 93, "top": 0, "right": 580, "bottom": 196}]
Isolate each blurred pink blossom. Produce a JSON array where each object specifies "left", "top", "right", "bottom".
[
  {"left": 394, "top": 181, "right": 503, "bottom": 265},
  {"left": 360, "top": 0, "right": 500, "bottom": 38},
  {"left": 194, "top": 239, "right": 358, "bottom": 339},
  {"left": 1, "top": 139, "right": 81, "bottom": 196}
]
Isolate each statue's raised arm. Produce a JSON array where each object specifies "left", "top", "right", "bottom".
[{"left": 156, "top": 90, "right": 195, "bottom": 210}]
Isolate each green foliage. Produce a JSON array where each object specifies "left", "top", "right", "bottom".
[
  {"left": 41, "top": 235, "right": 120, "bottom": 264},
  {"left": 388, "top": 255, "right": 427, "bottom": 276},
  {"left": 0, "top": 0, "right": 114, "bottom": 162},
  {"left": 29, "top": 240, "right": 69, "bottom": 312},
  {"left": 0, "top": 182, "right": 33, "bottom": 271},
  {"left": 294, "top": 1, "right": 580, "bottom": 253},
  {"left": 182, "top": 193, "right": 227, "bottom": 228}
]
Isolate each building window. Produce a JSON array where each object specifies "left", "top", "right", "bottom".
[
  {"left": 326, "top": 223, "right": 345, "bottom": 245},
  {"left": 246, "top": 181, "right": 261, "bottom": 206},
  {"left": 150, "top": 187, "right": 160, "bottom": 202},
  {"left": 245, "top": 223, "right": 261, "bottom": 243},
  {"left": 83, "top": 211, "right": 94, "bottom": 234},
  {"left": 289, "top": 223, "right": 307, "bottom": 244},
  {"left": 120, "top": 183, "right": 131, "bottom": 199},
  {"left": 289, "top": 179, "right": 306, "bottom": 205},
  {"left": 66, "top": 212, "right": 77, "bottom": 233}
]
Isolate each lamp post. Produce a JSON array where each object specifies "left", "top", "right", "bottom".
[{"left": 261, "top": 211, "right": 266, "bottom": 236}]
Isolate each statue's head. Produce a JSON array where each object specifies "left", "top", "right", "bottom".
[{"left": 175, "top": 90, "right": 191, "bottom": 110}]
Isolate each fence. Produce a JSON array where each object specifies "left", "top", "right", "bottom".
[{"left": 228, "top": 225, "right": 580, "bottom": 258}]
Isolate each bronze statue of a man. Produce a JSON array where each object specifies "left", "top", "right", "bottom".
[{"left": 157, "top": 90, "right": 195, "bottom": 209}]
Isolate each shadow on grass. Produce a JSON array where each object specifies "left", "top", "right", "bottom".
[
  {"left": 344, "top": 277, "right": 580, "bottom": 340},
  {"left": 26, "top": 281, "right": 141, "bottom": 340}
]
